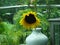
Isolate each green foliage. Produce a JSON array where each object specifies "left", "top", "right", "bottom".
[
  {"left": 0, "top": 22, "right": 5, "bottom": 34},
  {"left": 50, "top": 8, "right": 60, "bottom": 18},
  {"left": 0, "top": 35, "right": 8, "bottom": 45},
  {"left": 0, "top": 0, "right": 21, "bottom": 6},
  {"left": 0, "top": 22, "right": 25, "bottom": 45},
  {"left": 3, "top": 30, "right": 23, "bottom": 45},
  {"left": 37, "top": 12, "right": 49, "bottom": 31}
]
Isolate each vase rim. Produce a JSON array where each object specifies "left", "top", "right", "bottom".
[
  {"left": 36, "top": 28, "right": 42, "bottom": 30},
  {"left": 33, "top": 28, "right": 42, "bottom": 30}
]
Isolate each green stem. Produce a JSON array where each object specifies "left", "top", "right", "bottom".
[{"left": 46, "top": 0, "right": 51, "bottom": 19}]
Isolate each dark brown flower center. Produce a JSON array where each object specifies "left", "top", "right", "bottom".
[{"left": 25, "top": 14, "right": 36, "bottom": 24}]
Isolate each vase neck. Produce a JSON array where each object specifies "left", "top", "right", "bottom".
[{"left": 32, "top": 28, "right": 42, "bottom": 33}]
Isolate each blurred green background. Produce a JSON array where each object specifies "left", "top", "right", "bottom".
[{"left": 0, "top": 0, "right": 60, "bottom": 45}]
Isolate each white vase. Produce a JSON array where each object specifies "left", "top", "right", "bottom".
[{"left": 26, "top": 28, "right": 48, "bottom": 45}]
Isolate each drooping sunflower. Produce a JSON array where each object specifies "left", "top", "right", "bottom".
[{"left": 19, "top": 11, "right": 40, "bottom": 29}]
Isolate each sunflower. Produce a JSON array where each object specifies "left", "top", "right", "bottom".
[{"left": 19, "top": 11, "right": 40, "bottom": 29}]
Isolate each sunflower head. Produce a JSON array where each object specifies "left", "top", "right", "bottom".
[
  {"left": 25, "top": 13, "right": 36, "bottom": 24},
  {"left": 19, "top": 11, "right": 40, "bottom": 29}
]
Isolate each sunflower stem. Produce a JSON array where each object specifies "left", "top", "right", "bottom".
[{"left": 27, "top": 0, "right": 37, "bottom": 12}]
